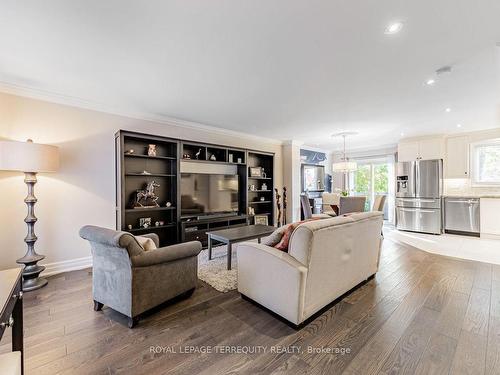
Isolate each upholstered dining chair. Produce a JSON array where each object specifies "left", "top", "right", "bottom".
[
  {"left": 338, "top": 196, "right": 366, "bottom": 215},
  {"left": 372, "top": 194, "right": 387, "bottom": 236},
  {"left": 79, "top": 225, "right": 202, "bottom": 328},
  {"left": 300, "top": 194, "right": 331, "bottom": 220},
  {"left": 372, "top": 195, "right": 387, "bottom": 212},
  {"left": 321, "top": 192, "right": 340, "bottom": 216}
]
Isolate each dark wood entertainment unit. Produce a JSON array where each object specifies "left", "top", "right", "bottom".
[{"left": 115, "top": 130, "right": 275, "bottom": 247}]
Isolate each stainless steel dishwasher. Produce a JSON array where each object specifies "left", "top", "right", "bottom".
[{"left": 444, "top": 197, "right": 480, "bottom": 236}]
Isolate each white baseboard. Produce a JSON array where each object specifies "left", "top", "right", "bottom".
[{"left": 42, "top": 256, "right": 93, "bottom": 277}]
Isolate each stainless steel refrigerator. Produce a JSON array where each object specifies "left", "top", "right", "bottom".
[{"left": 396, "top": 159, "right": 443, "bottom": 234}]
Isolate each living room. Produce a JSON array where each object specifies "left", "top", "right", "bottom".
[{"left": 1, "top": 1, "right": 500, "bottom": 374}]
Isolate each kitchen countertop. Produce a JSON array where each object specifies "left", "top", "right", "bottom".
[{"left": 444, "top": 195, "right": 500, "bottom": 198}]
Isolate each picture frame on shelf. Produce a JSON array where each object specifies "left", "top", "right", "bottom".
[
  {"left": 249, "top": 167, "right": 263, "bottom": 177},
  {"left": 254, "top": 215, "right": 268, "bottom": 225}
]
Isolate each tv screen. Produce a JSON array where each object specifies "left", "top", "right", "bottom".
[{"left": 181, "top": 173, "right": 239, "bottom": 217}]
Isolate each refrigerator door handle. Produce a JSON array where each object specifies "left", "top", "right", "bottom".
[{"left": 400, "top": 208, "right": 436, "bottom": 213}]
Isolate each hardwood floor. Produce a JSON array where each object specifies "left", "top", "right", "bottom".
[{"left": 1, "top": 237, "right": 499, "bottom": 374}]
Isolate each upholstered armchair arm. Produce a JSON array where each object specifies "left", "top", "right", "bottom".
[
  {"left": 130, "top": 241, "right": 202, "bottom": 267},
  {"left": 139, "top": 233, "right": 160, "bottom": 247},
  {"left": 79, "top": 225, "right": 125, "bottom": 247}
]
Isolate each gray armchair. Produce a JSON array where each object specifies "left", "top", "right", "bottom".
[{"left": 79, "top": 225, "right": 202, "bottom": 328}]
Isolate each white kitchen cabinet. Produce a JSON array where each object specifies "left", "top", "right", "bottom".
[
  {"left": 418, "top": 138, "right": 445, "bottom": 160},
  {"left": 398, "top": 141, "right": 420, "bottom": 162},
  {"left": 480, "top": 198, "right": 500, "bottom": 238},
  {"left": 398, "top": 137, "right": 444, "bottom": 162},
  {"left": 445, "top": 135, "right": 469, "bottom": 178}
]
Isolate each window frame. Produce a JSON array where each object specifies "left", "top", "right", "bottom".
[{"left": 470, "top": 138, "right": 500, "bottom": 187}]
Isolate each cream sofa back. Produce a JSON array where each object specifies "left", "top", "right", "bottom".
[
  {"left": 289, "top": 212, "right": 383, "bottom": 320},
  {"left": 237, "top": 211, "right": 383, "bottom": 325}
]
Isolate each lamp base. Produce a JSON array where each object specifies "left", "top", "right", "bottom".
[
  {"left": 16, "top": 172, "right": 49, "bottom": 292},
  {"left": 22, "top": 276, "right": 48, "bottom": 292},
  {"left": 16, "top": 254, "right": 48, "bottom": 291}
]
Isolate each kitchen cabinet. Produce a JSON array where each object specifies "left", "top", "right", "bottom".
[
  {"left": 398, "top": 138, "right": 444, "bottom": 162},
  {"left": 445, "top": 135, "right": 469, "bottom": 178},
  {"left": 480, "top": 198, "right": 500, "bottom": 238},
  {"left": 397, "top": 141, "right": 419, "bottom": 162},
  {"left": 418, "top": 138, "right": 445, "bottom": 160}
]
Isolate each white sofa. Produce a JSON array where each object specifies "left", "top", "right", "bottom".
[{"left": 237, "top": 211, "right": 383, "bottom": 326}]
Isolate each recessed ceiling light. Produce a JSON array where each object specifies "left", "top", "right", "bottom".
[
  {"left": 426, "top": 79, "right": 436, "bottom": 86},
  {"left": 445, "top": 108, "right": 451, "bottom": 113},
  {"left": 400, "top": 132, "right": 405, "bottom": 137},
  {"left": 456, "top": 124, "right": 462, "bottom": 128},
  {"left": 384, "top": 22, "right": 403, "bottom": 35}
]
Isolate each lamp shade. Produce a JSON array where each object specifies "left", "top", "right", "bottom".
[
  {"left": 332, "top": 161, "right": 358, "bottom": 173},
  {"left": 0, "top": 139, "right": 59, "bottom": 173}
]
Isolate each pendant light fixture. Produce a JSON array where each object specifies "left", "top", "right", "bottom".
[{"left": 332, "top": 132, "right": 358, "bottom": 173}]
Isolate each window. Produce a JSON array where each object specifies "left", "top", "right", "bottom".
[
  {"left": 471, "top": 139, "right": 500, "bottom": 185},
  {"left": 351, "top": 162, "right": 389, "bottom": 213}
]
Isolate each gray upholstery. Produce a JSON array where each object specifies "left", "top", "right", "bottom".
[
  {"left": 301, "top": 194, "right": 332, "bottom": 220},
  {"left": 301, "top": 194, "right": 313, "bottom": 219},
  {"left": 79, "top": 225, "right": 202, "bottom": 319},
  {"left": 339, "top": 196, "right": 366, "bottom": 215}
]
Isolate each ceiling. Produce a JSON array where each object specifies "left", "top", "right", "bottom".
[{"left": 1, "top": 0, "right": 499, "bottom": 151}]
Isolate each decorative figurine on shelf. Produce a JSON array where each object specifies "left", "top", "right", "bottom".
[
  {"left": 262, "top": 171, "right": 267, "bottom": 178},
  {"left": 228, "top": 154, "right": 234, "bottom": 163},
  {"left": 237, "top": 157, "right": 242, "bottom": 163},
  {"left": 124, "top": 149, "right": 135, "bottom": 155},
  {"left": 133, "top": 181, "right": 160, "bottom": 208},
  {"left": 165, "top": 201, "right": 172, "bottom": 207},
  {"left": 139, "top": 217, "right": 152, "bottom": 228},
  {"left": 249, "top": 184, "right": 256, "bottom": 191},
  {"left": 155, "top": 221, "right": 160, "bottom": 227},
  {"left": 140, "top": 170, "right": 151, "bottom": 175},
  {"left": 275, "top": 188, "right": 282, "bottom": 227},
  {"left": 261, "top": 183, "right": 267, "bottom": 191},
  {"left": 260, "top": 196, "right": 265, "bottom": 201},
  {"left": 147, "top": 144, "right": 157, "bottom": 157},
  {"left": 282, "top": 186, "right": 287, "bottom": 225},
  {"left": 127, "top": 224, "right": 133, "bottom": 230},
  {"left": 183, "top": 153, "right": 191, "bottom": 159},
  {"left": 209, "top": 154, "right": 217, "bottom": 161},
  {"left": 195, "top": 148, "right": 202, "bottom": 159}
]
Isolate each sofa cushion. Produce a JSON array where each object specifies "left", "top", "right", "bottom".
[
  {"left": 274, "top": 218, "right": 322, "bottom": 252},
  {"left": 135, "top": 236, "right": 157, "bottom": 251}
]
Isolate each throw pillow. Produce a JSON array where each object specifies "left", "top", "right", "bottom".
[
  {"left": 274, "top": 218, "right": 321, "bottom": 252},
  {"left": 135, "top": 236, "right": 157, "bottom": 251},
  {"left": 261, "top": 224, "right": 291, "bottom": 246}
]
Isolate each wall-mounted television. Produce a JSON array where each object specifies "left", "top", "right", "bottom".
[{"left": 181, "top": 173, "right": 239, "bottom": 218}]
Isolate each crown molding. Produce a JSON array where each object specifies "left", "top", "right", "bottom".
[{"left": 0, "top": 81, "right": 283, "bottom": 146}]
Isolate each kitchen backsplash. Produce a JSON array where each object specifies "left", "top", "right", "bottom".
[{"left": 444, "top": 179, "right": 500, "bottom": 197}]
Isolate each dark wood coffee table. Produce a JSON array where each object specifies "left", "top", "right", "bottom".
[{"left": 207, "top": 224, "right": 276, "bottom": 270}]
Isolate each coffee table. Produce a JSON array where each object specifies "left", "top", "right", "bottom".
[{"left": 207, "top": 224, "right": 276, "bottom": 270}]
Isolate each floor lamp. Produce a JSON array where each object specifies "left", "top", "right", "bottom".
[{"left": 0, "top": 139, "right": 60, "bottom": 291}]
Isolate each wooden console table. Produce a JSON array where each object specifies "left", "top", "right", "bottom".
[{"left": 0, "top": 268, "right": 24, "bottom": 375}]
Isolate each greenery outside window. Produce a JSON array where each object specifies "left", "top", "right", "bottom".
[{"left": 471, "top": 139, "right": 500, "bottom": 186}]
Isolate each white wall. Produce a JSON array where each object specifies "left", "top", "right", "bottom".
[{"left": 0, "top": 92, "right": 283, "bottom": 271}]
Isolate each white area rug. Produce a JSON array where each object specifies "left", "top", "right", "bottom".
[
  {"left": 385, "top": 226, "right": 500, "bottom": 265},
  {"left": 198, "top": 245, "right": 238, "bottom": 293}
]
